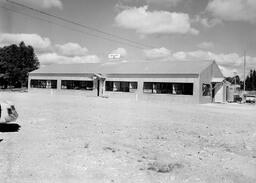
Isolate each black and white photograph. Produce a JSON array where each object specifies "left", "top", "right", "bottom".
[{"left": 0, "top": 0, "right": 256, "bottom": 182}]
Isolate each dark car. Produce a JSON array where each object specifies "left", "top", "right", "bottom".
[{"left": 234, "top": 95, "right": 242, "bottom": 103}]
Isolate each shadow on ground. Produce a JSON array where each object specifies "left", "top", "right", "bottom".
[{"left": 0, "top": 123, "right": 21, "bottom": 132}]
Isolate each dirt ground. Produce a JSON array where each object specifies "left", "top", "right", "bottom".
[{"left": 0, "top": 92, "right": 255, "bottom": 183}]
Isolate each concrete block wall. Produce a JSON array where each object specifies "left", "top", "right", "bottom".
[
  {"left": 29, "top": 73, "right": 205, "bottom": 103},
  {"left": 104, "top": 74, "right": 200, "bottom": 103},
  {"left": 28, "top": 74, "right": 98, "bottom": 97}
]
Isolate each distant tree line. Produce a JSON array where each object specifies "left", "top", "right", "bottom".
[
  {"left": 245, "top": 69, "right": 256, "bottom": 91},
  {"left": 225, "top": 70, "right": 256, "bottom": 91},
  {"left": 225, "top": 75, "right": 241, "bottom": 85},
  {"left": 0, "top": 42, "right": 39, "bottom": 88}
]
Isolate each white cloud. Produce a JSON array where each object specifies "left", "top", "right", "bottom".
[
  {"left": 39, "top": 42, "right": 100, "bottom": 65},
  {"left": 197, "top": 42, "right": 214, "bottom": 49},
  {"left": 0, "top": 33, "right": 51, "bottom": 50},
  {"left": 171, "top": 50, "right": 256, "bottom": 77},
  {"left": 218, "top": 66, "right": 239, "bottom": 78},
  {"left": 193, "top": 15, "right": 222, "bottom": 28},
  {"left": 38, "top": 53, "right": 100, "bottom": 65},
  {"left": 201, "top": 18, "right": 222, "bottom": 28},
  {"left": 115, "top": 6, "right": 198, "bottom": 35},
  {"left": 110, "top": 47, "right": 127, "bottom": 57},
  {"left": 145, "top": 0, "right": 182, "bottom": 6},
  {"left": 0, "top": 33, "right": 101, "bottom": 65},
  {"left": 55, "top": 42, "right": 88, "bottom": 57},
  {"left": 119, "top": 0, "right": 182, "bottom": 6},
  {"left": 18, "top": 0, "right": 63, "bottom": 9},
  {"left": 141, "top": 47, "right": 254, "bottom": 77},
  {"left": 144, "top": 47, "right": 171, "bottom": 59},
  {"left": 142, "top": 48, "right": 242, "bottom": 70},
  {"left": 81, "top": 55, "right": 100, "bottom": 63},
  {"left": 172, "top": 50, "right": 243, "bottom": 67},
  {"left": 207, "top": 0, "right": 256, "bottom": 23}
]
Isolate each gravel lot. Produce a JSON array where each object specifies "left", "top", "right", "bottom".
[{"left": 0, "top": 92, "right": 256, "bottom": 183}]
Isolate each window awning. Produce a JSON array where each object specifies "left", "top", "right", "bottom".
[{"left": 212, "top": 77, "right": 224, "bottom": 83}]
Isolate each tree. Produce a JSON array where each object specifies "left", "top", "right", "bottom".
[
  {"left": 0, "top": 41, "right": 39, "bottom": 88},
  {"left": 245, "top": 69, "right": 256, "bottom": 91},
  {"left": 225, "top": 75, "right": 241, "bottom": 86}
]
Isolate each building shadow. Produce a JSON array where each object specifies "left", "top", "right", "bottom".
[{"left": 0, "top": 123, "right": 21, "bottom": 132}]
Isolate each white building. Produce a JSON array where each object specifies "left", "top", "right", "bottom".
[{"left": 29, "top": 60, "right": 228, "bottom": 104}]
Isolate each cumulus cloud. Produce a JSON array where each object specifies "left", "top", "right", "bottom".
[
  {"left": 0, "top": 33, "right": 51, "bottom": 51},
  {"left": 172, "top": 50, "right": 243, "bottom": 67},
  {"left": 141, "top": 47, "right": 254, "bottom": 76},
  {"left": 38, "top": 53, "right": 100, "bottom": 65},
  {"left": 110, "top": 47, "right": 127, "bottom": 57},
  {"left": 55, "top": 42, "right": 88, "bottom": 57},
  {"left": 207, "top": 0, "right": 256, "bottom": 23},
  {"left": 144, "top": 47, "right": 171, "bottom": 59},
  {"left": 0, "top": 33, "right": 101, "bottom": 65},
  {"left": 39, "top": 41, "right": 100, "bottom": 65},
  {"left": 193, "top": 15, "right": 222, "bottom": 28},
  {"left": 197, "top": 42, "right": 214, "bottom": 49},
  {"left": 118, "top": 0, "right": 182, "bottom": 7},
  {"left": 115, "top": 6, "right": 198, "bottom": 35},
  {"left": 39, "top": 43, "right": 100, "bottom": 65},
  {"left": 18, "top": 0, "right": 63, "bottom": 9},
  {"left": 145, "top": 0, "right": 182, "bottom": 5},
  {"left": 171, "top": 50, "right": 256, "bottom": 77},
  {"left": 218, "top": 66, "right": 239, "bottom": 78}
]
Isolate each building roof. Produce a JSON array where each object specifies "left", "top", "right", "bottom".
[{"left": 30, "top": 60, "right": 215, "bottom": 75}]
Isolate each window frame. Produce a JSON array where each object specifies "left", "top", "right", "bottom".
[
  {"left": 105, "top": 81, "right": 138, "bottom": 92},
  {"left": 202, "top": 83, "right": 211, "bottom": 96},
  {"left": 61, "top": 80, "right": 93, "bottom": 90},
  {"left": 143, "top": 82, "right": 193, "bottom": 95},
  {"left": 30, "top": 79, "right": 57, "bottom": 89}
]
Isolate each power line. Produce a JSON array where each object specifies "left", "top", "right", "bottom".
[
  {"left": 2, "top": 6, "right": 147, "bottom": 49},
  {"left": 6, "top": 0, "right": 156, "bottom": 49}
]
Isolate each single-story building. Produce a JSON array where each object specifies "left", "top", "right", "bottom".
[{"left": 28, "top": 60, "right": 228, "bottom": 104}]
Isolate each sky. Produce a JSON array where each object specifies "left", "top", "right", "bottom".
[{"left": 0, "top": 0, "right": 256, "bottom": 78}]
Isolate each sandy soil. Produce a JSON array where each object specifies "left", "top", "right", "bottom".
[{"left": 0, "top": 92, "right": 255, "bottom": 183}]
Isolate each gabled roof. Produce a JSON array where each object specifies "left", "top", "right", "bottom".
[{"left": 30, "top": 60, "right": 214, "bottom": 75}]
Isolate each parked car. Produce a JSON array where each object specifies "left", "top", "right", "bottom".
[
  {"left": 245, "top": 95, "right": 256, "bottom": 104},
  {"left": 0, "top": 101, "right": 18, "bottom": 123},
  {"left": 233, "top": 95, "right": 242, "bottom": 103}
]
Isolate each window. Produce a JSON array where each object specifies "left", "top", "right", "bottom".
[
  {"left": 105, "top": 81, "right": 137, "bottom": 92},
  {"left": 113, "top": 82, "right": 121, "bottom": 91},
  {"left": 202, "top": 84, "right": 211, "bottom": 96},
  {"left": 143, "top": 82, "right": 193, "bottom": 95},
  {"left": 61, "top": 80, "right": 93, "bottom": 90},
  {"left": 105, "top": 81, "right": 113, "bottom": 91},
  {"left": 183, "top": 83, "right": 194, "bottom": 95},
  {"left": 157, "top": 83, "right": 173, "bottom": 94},
  {"left": 129, "top": 82, "right": 138, "bottom": 92},
  {"left": 172, "top": 83, "right": 183, "bottom": 94},
  {"left": 143, "top": 82, "right": 153, "bottom": 93},
  {"left": 30, "top": 80, "right": 57, "bottom": 89}
]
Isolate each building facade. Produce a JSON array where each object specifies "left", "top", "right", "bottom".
[{"left": 28, "top": 61, "right": 227, "bottom": 104}]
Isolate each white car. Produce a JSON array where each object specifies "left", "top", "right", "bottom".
[
  {"left": 0, "top": 101, "right": 18, "bottom": 123},
  {"left": 245, "top": 95, "right": 256, "bottom": 104}
]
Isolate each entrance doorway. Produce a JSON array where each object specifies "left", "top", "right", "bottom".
[
  {"left": 211, "top": 83, "right": 215, "bottom": 102},
  {"left": 97, "top": 80, "right": 100, "bottom": 96}
]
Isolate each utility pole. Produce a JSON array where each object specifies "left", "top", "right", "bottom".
[{"left": 243, "top": 50, "right": 246, "bottom": 93}]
